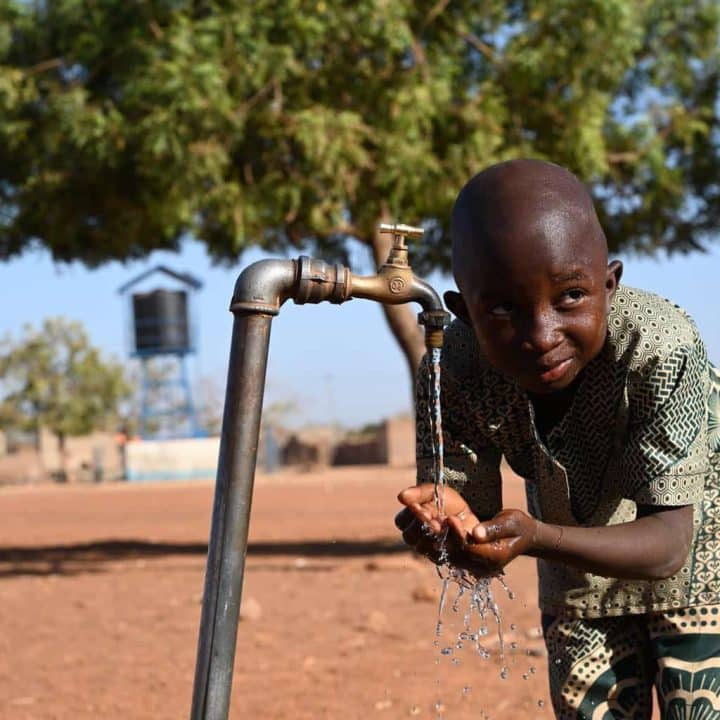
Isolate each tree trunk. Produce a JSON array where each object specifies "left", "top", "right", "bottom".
[
  {"left": 57, "top": 432, "right": 68, "bottom": 483},
  {"left": 369, "top": 216, "right": 427, "bottom": 390}
]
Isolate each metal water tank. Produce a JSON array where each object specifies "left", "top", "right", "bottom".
[{"left": 132, "top": 289, "right": 190, "bottom": 354}]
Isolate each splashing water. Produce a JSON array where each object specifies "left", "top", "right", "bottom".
[{"left": 427, "top": 348, "right": 510, "bottom": 672}]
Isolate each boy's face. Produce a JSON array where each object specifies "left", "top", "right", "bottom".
[{"left": 455, "top": 223, "right": 621, "bottom": 395}]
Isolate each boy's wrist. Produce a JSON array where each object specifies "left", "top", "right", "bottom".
[{"left": 531, "top": 520, "right": 564, "bottom": 556}]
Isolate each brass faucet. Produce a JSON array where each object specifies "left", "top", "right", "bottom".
[
  {"left": 231, "top": 222, "right": 449, "bottom": 349},
  {"left": 348, "top": 223, "right": 449, "bottom": 349}
]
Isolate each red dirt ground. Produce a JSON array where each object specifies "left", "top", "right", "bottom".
[{"left": 0, "top": 466, "right": 655, "bottom": 719}]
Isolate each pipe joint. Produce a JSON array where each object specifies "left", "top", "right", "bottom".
[
  {"left": 229, "top": 259, "right": 298, "bottom": 315},
  {"left": 295, "top": 256, "right": 352, "bottom": 305}
]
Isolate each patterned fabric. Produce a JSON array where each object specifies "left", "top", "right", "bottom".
[
  {"left": 415, "top": 285, "right": 720, "bottom": 618},
  {"left": 542, "top": 605, "right": 720, "bottom": 719}
]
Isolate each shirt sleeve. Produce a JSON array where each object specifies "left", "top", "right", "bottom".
[
  {"left": 619, "top": 335, "right": 710, "bottom": 507},
  {"left": 415, "top": 353, "right": 503, "bottom": 520}
]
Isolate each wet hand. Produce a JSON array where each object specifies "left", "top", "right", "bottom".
[
  {"left": 446, "top": 509, "right": 539, "bottom": 573},
  {"left": 396, "top": 483, "right": 477, "bottom": 532},
  {"left": 395, "top": 484, "right": 480, "bottom": 564}
]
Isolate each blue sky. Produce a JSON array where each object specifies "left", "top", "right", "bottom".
[{"left": 1, "top": 239, "right": 718, "bottom": 429}]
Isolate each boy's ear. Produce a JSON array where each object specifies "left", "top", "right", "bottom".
[
  {"left": 443, "top": 290, "right": 471, "bottom": 324},
  {"left": 605, "top": 260, "right": 623, "bottom": 311}
]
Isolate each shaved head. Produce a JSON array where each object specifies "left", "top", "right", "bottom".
[
  {"left": 446, "top": 159, "right": 622, "bottom": 394},
  {"left": 451, "top": 159, "right": 607, "bottom": 291}
]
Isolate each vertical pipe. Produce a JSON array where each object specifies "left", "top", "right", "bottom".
[{"left": 190, "top": 312, "right": 273, "bottom": 720}]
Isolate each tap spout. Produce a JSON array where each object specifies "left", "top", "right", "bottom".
[
  {"left": 349, "top": 269, "right": 448, "bottom": 349},
  {"left": 349, "top": 270, "right": 441, "bottom": 310}
]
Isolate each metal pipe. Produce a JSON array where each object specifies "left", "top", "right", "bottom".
[
  {"left": 191, "top": 235, "right": 449, "bottom": 720},
  {"left": 190, "top": 313, "right": 273, "bottom": 720}
]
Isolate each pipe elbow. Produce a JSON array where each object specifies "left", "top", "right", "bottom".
[{"left": 230, "top": 259, "right": 298, "bottom": 315}]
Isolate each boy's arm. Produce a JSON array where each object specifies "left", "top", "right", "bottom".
[
  {"left": 454, "top": 504, "right": 693, "bottom": 580},
  {"left": 531, "top": 504, "right": 693, "bottom": 579}
]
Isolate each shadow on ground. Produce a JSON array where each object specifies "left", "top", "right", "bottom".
[{"left": 0, "top": 538, "right": 408, "bottom": 578}]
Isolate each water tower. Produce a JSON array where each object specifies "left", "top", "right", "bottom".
[{"left": 118, "top": 265, "right": 204, "bottom": 439}]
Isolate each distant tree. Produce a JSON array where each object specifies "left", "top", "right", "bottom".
[
  {"left": 0, "top": 1, "right": 718, "bottom": 375},
  {"left": 0, "top": 318, "right": 130, "bottom": 480}
]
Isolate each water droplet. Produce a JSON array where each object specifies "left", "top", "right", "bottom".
[
  {"left": 500, "top": 666, "right": 509, "bottom": 679},
  {"left": 451, "top": 658, "right": 460, "bottom": 665},
  {"left": 508, "top": 591, "right": 516, "bottom": 599},
  {"left": 530, "top": 666, "right": 536, "bottom": 674},
  {"left": 440, "top": 647, "right": 453, "bottom": 656},
  {"left": 462, "top": 686, "right": 471, "bottom": 695},
  {"left": 555, "top": 657, "right": 562, "bottom": 665},
  {"left": 522, "top": 673, "right": 529, "bottom": 680},
  {"left": 538, "top": 699, "right": 545, "bottom": 708},
  {"left": 455, "top": 642, "right": 463, "bottom": 649},
  {"left": 510, "top": 623, "right": 517, "bottom": 630},
  {"left": 410, "top": 706, "right": 420, "bottom": 716},
  {"left": 510, "top": 642, "right": 518, "bottom": 650}
]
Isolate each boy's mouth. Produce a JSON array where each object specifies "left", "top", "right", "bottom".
[{"left": 537, "top": 358, "right": 573, "bottom": 384}]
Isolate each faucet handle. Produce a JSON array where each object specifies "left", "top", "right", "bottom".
[{"left": 378, "top": 223, "right": 424, "bottom": 250}]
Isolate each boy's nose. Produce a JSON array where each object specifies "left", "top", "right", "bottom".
[{"left": 519, "top": 309, "right": 562, "bottom": 353}]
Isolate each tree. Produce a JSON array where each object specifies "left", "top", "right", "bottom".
[
  {"left": 0, "top": 318, "right": 131, "bottom": 480},
  {"left": 0, "top": 1, "right": 718, "bottom": 376}
]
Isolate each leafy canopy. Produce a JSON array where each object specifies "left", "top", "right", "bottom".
[
  {"left": 0, "top": 0, "right": 718, "bottom": 273},
  {"left": 0, "top": 318, "right": 130, "bottom": 440}
]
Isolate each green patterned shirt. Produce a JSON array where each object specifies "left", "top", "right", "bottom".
[{"left": 416, "top": 285, "right": 720, "bottom": 619}]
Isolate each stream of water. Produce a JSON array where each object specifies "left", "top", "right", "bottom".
[{"left": 426, "top": 348, "right": 534, "bottom": 716}]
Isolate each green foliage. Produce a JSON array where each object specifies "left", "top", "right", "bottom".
[
  {"left": 0, "top": 318, "right": 131, "bottom": 441},
  {"left": 0, "top": 0, "right": 717, "bottom": 271}
]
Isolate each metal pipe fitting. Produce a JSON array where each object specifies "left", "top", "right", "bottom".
[
  {"left": 229, "top": 258, "right": 298, "bottom": 315},
  {"left": 294, "top": 256, "right": 352, "bottom": 305}
]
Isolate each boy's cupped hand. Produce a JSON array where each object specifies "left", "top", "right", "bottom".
[{"left": 395, "top": 483, "right": 538, "bottom": 574}]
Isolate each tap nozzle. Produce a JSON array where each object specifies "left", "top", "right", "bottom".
[{"left": 419, "top": 309, "right": 450, "bottom": 350}]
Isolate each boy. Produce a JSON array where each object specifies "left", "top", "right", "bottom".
[{"left": 395, "top": 159, "right": 720, "bottom": 718}]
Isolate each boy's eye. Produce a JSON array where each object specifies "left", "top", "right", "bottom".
[
  {"left": 489, "top": 302, "right": 513, "bottom": 316},
  {"left": 560, "top": 288, "right": 586, "bottom": 305}
]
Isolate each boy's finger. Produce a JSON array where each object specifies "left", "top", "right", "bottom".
[
  {"left": 397, "top": 484, "right": 436, "bottom": 507},
  {"left": 446, "top": 515, "right": 472, "bottom": 544},
  {"left": 394, "top": 508, "right": 415, "bottom": 532},
  {"left": 471, "top": 521, "right": 505, "bottom": 543}
]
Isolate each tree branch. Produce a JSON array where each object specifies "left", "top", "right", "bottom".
[
  {"left": 422, "top": 0, "right": 451, "bottom": 29},
  {"left": 26, "top": 58, "right": 63, "bottom": 76},
  {"left": 606, "top": 151, "right": 640, "bottom": 164},
  {"left": 458, "top": 31, "right": 496, "bottom": 62}
]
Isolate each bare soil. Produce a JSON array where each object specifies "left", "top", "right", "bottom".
[{"left": 0, "top": 467, "right": 556, "bottom": 719}]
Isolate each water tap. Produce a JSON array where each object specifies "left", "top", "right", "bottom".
[
  {"left": 349, "top": 223, "right": 450, "bottom": 350},
  {"left": 230, "top": 222, "right": 450, "bottom": 350}
]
